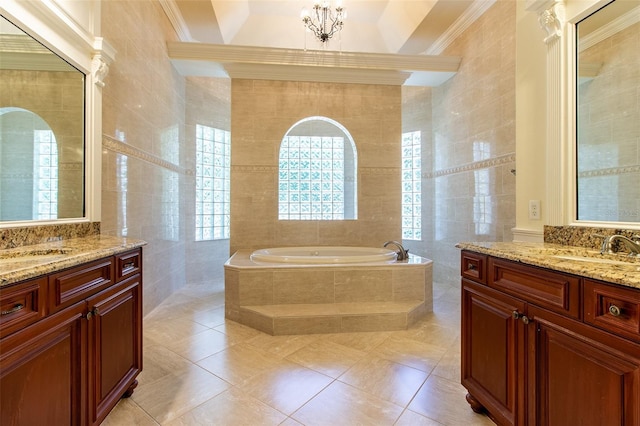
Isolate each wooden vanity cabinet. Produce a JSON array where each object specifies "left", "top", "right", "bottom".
[
  {"left": 0, "top": 248, "right": 143, "bottom": 426},
  {"left": 461, "top": 250, "right": 640, "bottom": 426},
  {"left": 0, "top": 301, "right": 86, "bottom": 426},
  {"left": 462, "top": 278, "right": 526, "bottom": 425}
]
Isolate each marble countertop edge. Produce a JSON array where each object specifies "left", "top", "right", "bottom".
[
  {"left": 457, "top": 241, "right": 640, "bottom": 290},
  {"left": 0, "top": 235, "right": 147, "bottom": 287}
]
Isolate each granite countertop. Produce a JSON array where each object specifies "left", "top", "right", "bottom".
[
  {"left": 456, "top": 241, "right": 640, "bottom": 290},
  {"left": 0, "top": 235, "right": 147, "bottom": 287}
]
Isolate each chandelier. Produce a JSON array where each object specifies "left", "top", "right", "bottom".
[{"left": 301, "top": 1, "right": 347, "bottom": 43}]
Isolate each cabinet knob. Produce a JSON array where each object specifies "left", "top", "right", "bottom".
[
  {"left": 467, "top": 264, "right": 477, "bottom": 271},
  {"left": 521, "top": 315, "right": 530, "bottom": 325},
  {"left": 512, "top": 311, "right": 520, "bottom": 320},
  {"left": 608, "top": 305, "right": 622, "bottom": 317},
  {"left": 86, "top": 307, "right": 100, "bottom": 320}
]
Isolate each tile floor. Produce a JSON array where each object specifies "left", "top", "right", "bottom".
[{"left": 103, "top": 280, "right": 495, "bottom": 425}]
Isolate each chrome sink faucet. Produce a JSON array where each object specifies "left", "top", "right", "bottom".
[
  {"left": 383, "top": 240, "right": 409, "bottom": 261},
  {"left": 600, "top": 234, "right": 640, "bottom": 256}
]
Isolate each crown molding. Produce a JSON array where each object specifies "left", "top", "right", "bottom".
[
  {"left": 579, "top": 5, "right": 640, "bottom": 51},
  {"left": 157, "top": 0, "right": 193, "bottom": 42},
  {"left": 167, "top": 42, "right": 460, "bottom": 86},
  {"left": 424, "top": 0, "right": 497, "bottom": 55}
]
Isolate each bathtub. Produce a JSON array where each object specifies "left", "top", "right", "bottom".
[
  {"left": 250, "top": 246, "right": 398, "bottom": 264},
  {"left": 224, "top": 247, "right": 433, "bottom": 335}
]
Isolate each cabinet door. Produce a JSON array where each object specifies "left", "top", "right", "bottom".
[
  {"left": 462, "top": 279, "right": 527, "bottom": 426},
  {"left": 0, "top": 303, "right": 86, "bottom": 426},
  {"left": 87, "top": 275, "right": 142, "bottom": 425},
  {"left": 530, "top": 305, "right": 640, "bottom": 426}
]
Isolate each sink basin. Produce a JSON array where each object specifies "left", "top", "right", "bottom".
[{"left": 0, "top": 248, "right": 72, "bottom": 261}]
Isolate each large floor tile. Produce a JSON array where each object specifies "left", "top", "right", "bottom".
[
  {"left": 408, "top": 375, "right": 495, "bottom": 426},
  {"left": 322, "top": 330, "right": 391, "bottom": 352},
  {"left": 292, "top": 380, "right": 404, "bottom": 426},
  {"left": 284, "top": 338, "right": 367, "bottom": 378},
  {"left": 371, "top": 334, "right": 448, "bottom": 373},
  {"left": 163, "top": 387, "right": 287, "bottom": 426},
  {"left": 101, "top": 398, "right": 158, "bottom": 426},
  {"left": 338, "top": 355, "right": 429, "bottom": 407},
  {"left": 431, "top": 338, "right": 462, "bottom": 382},
  {"left": 213, "top": 319, "right": 264, "bottom": 341},
  {"left": 191, "top": 305, "right": 226, "bottom": 328},
  {"left": 241, "top": 361, "right": 334, "bottom": 415},
  {"left": 245, "top": 332, "right": 320, "bottom": 358},
  {"left": 165, "top": 328, "right": 237, "bottom": 362},
  {"left": 144, "top": 317, "right": 210, "bottom": 347},
  {"left": 395, "top": 409, "right": 444, "bottom": 425},
  {"left": 131, "top": 365, "right": 231, "bottom": 423},
  {"left": 196, "top": 342, "right": 284, "bottom": 386}
]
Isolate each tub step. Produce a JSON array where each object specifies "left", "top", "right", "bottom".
[{"left": 238, "top": 301, "right": 428, "bottom": 335}]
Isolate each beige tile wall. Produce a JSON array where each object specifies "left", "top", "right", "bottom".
[
  {"left": 100, "top": 0, "right": 189, "bottom": 314},
  {"left": 230, "top": 79, "right": 402, "bottom": 254},
  {"left": 402, "top": 1, "right": 517, "bottom": 286}
]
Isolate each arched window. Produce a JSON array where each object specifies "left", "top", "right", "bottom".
[
  {"left": 278, "top": 116, "right": 357, "bottom": 220},
  {"left": 0, "top": 107, "right": 58, "bottom": 221}
]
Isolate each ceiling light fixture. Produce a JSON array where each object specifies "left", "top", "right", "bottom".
[{"left": 301, "top": 1, "right": 346, "bottom": 43}]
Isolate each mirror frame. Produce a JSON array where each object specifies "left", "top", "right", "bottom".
[
  {"left": 0, "top": 0, "right": 115, "bottom": 228},
  {"left": 528, "top": 0, "right": 639, "bottom": 231},
  {"left": 566, "top": 0, "right": 640, "bottom": 230}
]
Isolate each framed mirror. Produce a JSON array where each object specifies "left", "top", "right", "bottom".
[
  {"left": 0, "top": 14, "right": 85, "bottom": 223},
  {"left": 575, "top": 0, "right": 640, "bottom": 223}
]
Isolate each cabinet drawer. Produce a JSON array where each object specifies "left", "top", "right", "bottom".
[
  {"left": 0, "top": 278, "right": 47, "bottom": 339},
  {"left": 584, "top": 280, "right": 640, "bottom": 343},
  {"left": 48, "top": 258, "right": 114, "bottom": 313},
  {"left": 115, "top": 249, "right": 142, "bottom": 282},
  {"left": 488, "top": 258, "right": 580, "bottom": 319},
  {"left": 461, "top": 251, "right": 487, "bottom": 284}
]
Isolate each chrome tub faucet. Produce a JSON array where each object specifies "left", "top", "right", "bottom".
[{"left": 383, "top": 240, "right": 409, "bottom": 261}]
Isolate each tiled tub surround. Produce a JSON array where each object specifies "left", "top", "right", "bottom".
[
  {"left": 225, "top": 251, "right": 433, "bottom": 335},
  {"left": 0, "top": 234, "right": 146, "bottom": 287},
  {"left": 455, "top": 241, "right": 640, "bottom": 290}
]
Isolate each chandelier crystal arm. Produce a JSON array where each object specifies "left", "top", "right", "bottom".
[{"left": 302, "top": 2, "right": 345, "bottom": 43}]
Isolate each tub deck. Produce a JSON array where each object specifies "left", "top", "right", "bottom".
[{"left": 224, "top": 250, "right": 433, "bottom": 335}]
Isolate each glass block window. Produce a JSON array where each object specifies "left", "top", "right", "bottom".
[
  {"left": 402, "top": 131, "right": 421, "bottom": 240},
  {"left": 33, "top": 130, "right": 58, "bottom": 220},
  {"left": 279, "top": 136, "right": 345, "bottom": 220},
  {"left": 195, "top": 125, "right": 230, "bottom": 241}
]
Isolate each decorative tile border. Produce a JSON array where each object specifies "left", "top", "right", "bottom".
[
  {"left": 360, "top": 167, "right": 399, "bottom": 175},
  {"left": 102, "top": 135, "right": 192, "bottom": 175},
  {"left": 59, "top": 162, "right": 83, "bottom": 171},
  {"left": 426, "top": 153, "right": 515, "bottom": 179},
  {"left": 231, "top": 165, "right": 277, "bottom": 173},
  {"left": 578, "top": 165, "right": 640, "bottom": 178},
  {"left": 231, "top": 165, "right": 401, "bottom": 175}
]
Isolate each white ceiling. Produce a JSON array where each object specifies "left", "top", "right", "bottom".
[
  {"left": 165, "top": 0, "right": 479, "bottom": 54},
  {"left": 159, "top": 0, "right": 496, "bottom": 85}
]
